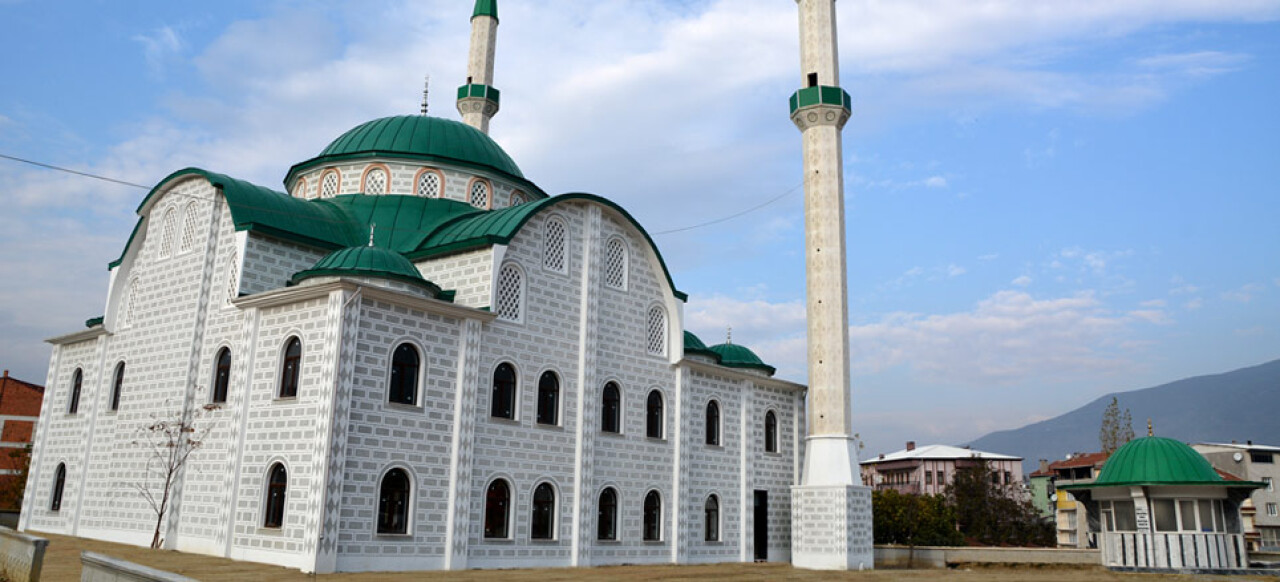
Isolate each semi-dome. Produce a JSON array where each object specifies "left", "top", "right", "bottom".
[
  {"left": 1092, "top": 436, "right": 1225, "bottom": 487},
  {"left": 683, "top": 331, "right": 721, "bottom": 362},
  {"left": 291, "top": 245, "right": 443, "bottom": 297},
  {"left": 707, "top": 342, "right": 776, "bottom": 376}
]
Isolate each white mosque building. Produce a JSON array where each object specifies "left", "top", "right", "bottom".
[{"left": 19, "top": 1, "right": 809, "bottom": 573}]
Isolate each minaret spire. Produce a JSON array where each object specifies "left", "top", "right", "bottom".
[
  {"left": 789, "top": 0, "right": 874, "bottom": 571},
  {"left": 457, "top": 0, "right": 501, "bottom": 133}
]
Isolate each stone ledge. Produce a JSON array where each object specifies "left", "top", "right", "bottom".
[{"left": 81, "top": 551, "right": 198, "bottom": 582}]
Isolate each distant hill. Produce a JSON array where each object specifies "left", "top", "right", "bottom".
[{"left": 968, "top": 358, "right": 1280, "bottom": 474}]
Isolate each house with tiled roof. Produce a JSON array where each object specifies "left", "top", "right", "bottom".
[
  {"left": 0, "top": 370, "right": 42, "bottom": 515},
  {"left": 859, "top": 441, "right": 1023, "bottom": 497}
]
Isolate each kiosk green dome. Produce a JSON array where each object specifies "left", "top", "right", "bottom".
[
  {"left": 707, "top": 342, "right": 776, "bottom": 376},
  {"left": 1092, "top": 436, "right": 1228, "bottom": 487},
  {"left": 291, "top": 245, "right": 443, "bottom": 298}
]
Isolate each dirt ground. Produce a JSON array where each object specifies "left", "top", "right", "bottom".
[{"left": 34, "top": 533, "right": 1275, "bottom": 582}]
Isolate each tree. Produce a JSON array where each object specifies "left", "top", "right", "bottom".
[
  {"left": 0, "top": 444, "right": 31, "bottom": 510},
  {"left": 1099, "top": 397, "right": 1135, "bottom": 454},
  {"left": 872, "top": 489, "right": 963, "bottom": 547},
  {"left": 131, "top": 403, "right": 216, "bottom": 548},
  {"left": 946, "top": 461, "right": 1055, "bottom": 547}
]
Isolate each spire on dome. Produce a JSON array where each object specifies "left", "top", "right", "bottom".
[{"left": 473, "top": 0, "right": 498, "bottom": 22}]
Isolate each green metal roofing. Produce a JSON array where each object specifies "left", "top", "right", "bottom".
[
  {"left": 473, "top": 0, "right": 497, "bottom": 20},
  {"left": 85, "top": 316, "right": 104, "bottom": 328},
  {"left": 1061, "top": 437, "right": 1265, "bottom": 490},
  {"left": 683, "top": 331, "right": 721, "bottom": 362},
  {"left": 290, "top": 245, "right": 443, "bottom": 296},
  {"left": 707, "top": 343, "right": 776, "bottom": 375},
  {"left": 457, "top": 84, "right": 500, "bottom": 104},
  {"left": 108, "top": 217, "right": 144, "bottom": 269},
  {"left": 789, "top": 85, "right": 852, "bottom": 115}
]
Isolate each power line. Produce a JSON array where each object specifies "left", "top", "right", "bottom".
[
  {"left": 650, "top": 182, "right": 802, "bottom": 236},
  {"left": 0, "top": 153, "right": 150, "bottom": 190}
]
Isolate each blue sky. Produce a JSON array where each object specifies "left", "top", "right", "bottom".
[{"left": 1, "top": 0, "right": 1277, "bottom": 457}]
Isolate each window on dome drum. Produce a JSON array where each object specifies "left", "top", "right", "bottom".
[
  {"left": 377, "top": 468, "right": 411, "bottom": 535},
  {"left": 213, "top": 348, "right": 231, "bottom": 404},
  {"left": 705, "top": 401, "right": 720, "bottom": 446},
  {"left": 597, "top": 487, "right": 618, "bottom": 541},
  {"left": 646, "top": 390, "right": 664, "bottom": 439},
  {"left": 389, "top": 344, "right": 420, "bottom": 406},
  {"left": 68, "top": 368, "right": 83, "bottom": 414},
  {"left": 484, "top": 480, "right": 511, "bottom": 539},
  {"left": 320, "top": 171, "right": 340, "bottom": 198},
  {"left": 279, "top": 337, "right": 301, "bottom": 398},
  {"left": 110, "top": 362, "right": 125, "bottom": 412},
  {"left": 264, "top": 463, "right": 287, "bottom": 528},
  {"left": 704, "top": 495, "right": 720, "bottom": 541},
  {"left": 511, "top": 191, "right": 526, "bottom": 205},
  {"left": 604, "top": 237, "right": 627, "bottom": 290},
  {"left": 179, "top": 204, "right": 199, "bottom": 254},
  {"left": 642, "top": 491, "right": 661, "bottom": 541},
  {"left": 646, "top": 307, "right": 666, "bottom": 356},
  {"left": 536, "top": 371, "right": 559, "bottom": 426},
  {"left": 292, "top": 178, "right": 307, "bottom": 198},
  {"left": 469, "top": 180, "right": 490, "bottom": 209},
  {"left": 601, "top": 383, "right": 621, "bottom": 434},
  {"left": 765, "top": 411, "right": 778, "bottom": 453},
  {"left": 416, "top": 171, "right": 441, "bottom": 198},
  {"left": 491, "top": 363, "right": 516, "bottom": 420},
  {"left": 531, "top": 483, "right": 555, "bottom": 540},
  {"left": 495, "top": 264, "right": 523, "bottom": 321},
  {"left": 159, "top": 208, "right": 177, "bottom": 258},
  {"left": 51, "top": 463, "right": 66, "bottom": 511},
  {"left": 363, "top": 167, "right": 388, "bottom": 195},
  {"left": 543, "top": 218, "right": 567, "bottom": 273}
]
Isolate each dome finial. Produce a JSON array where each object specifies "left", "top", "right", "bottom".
[
  {"left": 420, "top": 75, "right": 430, "bottom": 116},
  {"left": 726, "top": 326, "right": 732, "bottom": 345},
  {"left": 1147, "top": 418, "right": 1154, "bottom": 437}
]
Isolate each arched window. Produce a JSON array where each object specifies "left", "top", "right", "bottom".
[
  {"left": 389, "top": 343, "right": 420, "bottom": 406},
  {"left": 292, "top": 177, "right": 307, "bottom": 198},
  {"left": 646, "top": 307, "right": 667, "bottom": 356},
  {"left": 490, "top": 363, "right": 516, "bottom": 420},
  {"left": 704, "top": 495, "right": 720, "bottom": 541},
  {"left": 604, "top": 237, "right": 627, "bottom": 290},
  {"left": 601, "top": 382, "right": 621, "bottom": 434},
  {"left": 536, "top": 371, "right": 559, "bottom": 426},
  {"left": 543, "top": 217, "right": 567, "bottom": 273},
  {"left": 264, "top": 463, "right": 287, "bottom": 528},
  {"left": 484, "top": 479, "right": 511, "bottom": 539},
  {"left": 643, "top": 490, "right": 662, "bottom": 541},
  {"left": 531, "top": 483, "right": 555, "bottom": 540},
  {"left": 320, "top": 170, "right": 340, "bottom": 198},
  {"left": 279, "top": 337, "right": 301, "bottom": 398},
  {"left": 765, "top": 411, "right": 778, "bottom": 453},
  {"left": 158, "top": 207, "right": 177, "bottom": 258},
  {"left": 495, "top": 264, "right": 523, "bottom": 322},
  {"left": 510, "top": 191, "right": 526, "bottom": 206},
  {"left": 212, "top": 348, "right": 232, "bottom": 404},
  {"left": 362, "top": 166, "right": 388, "bottom": 195},
  {"left": 415, "top": 170, "right": 441, "bottom": 198},
  {"left": 645, "top": 390, "right": 663, "bottom": 439},
  {"left": 110, "top": 362, "right": 125, "bottom": 412},
  {"left": 119, "top": 282, "right": 136, "bottom": 329},
  {"left": 377, "top": 468, "right": 411, "bottom": 535},
  {"left": 469, "top": 179, "right": 491, "bottom": 209},
  {"left": 68, "top": 368, "right": 83, "bottom": 414},
  {"left": 225, "top": 252, "right": 239, "bottom": 305},
  {"left": 705, "top": 401, "right": 720, "bottom": 446},
  {"left": 51, "top": 463, "right": 67, "bottom": 511},
  {"left": 179, "top": 203, "right": 199, "bottom": 254},
  {"left": 597, "top": 487, "right": 617, "bottom": 541}
]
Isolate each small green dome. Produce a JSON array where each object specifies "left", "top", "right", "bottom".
[
  {"left": 291, "top": 245, "right": 442, "bottom": 297},
  {"left": 708, "top": 342, "right": 776, "bottom": 376},
  {"left": 1093, "top": 437, "right": 1223, "bottom": 487},
  {"left": 683, "top": 331, "right": 721, "bottom": 362}
]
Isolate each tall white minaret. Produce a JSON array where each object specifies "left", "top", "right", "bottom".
[
  {"left": 789, "top": 0, "right": 874, "bottom": 571},
  {"left": 457, "top": 0, "right": 500, "bottom": 133}
]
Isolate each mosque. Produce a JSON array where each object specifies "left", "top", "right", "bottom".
[{"left": 18, "top": 0, "right": 814, "bottom": 574}]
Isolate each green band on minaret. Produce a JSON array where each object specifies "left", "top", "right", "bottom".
[{"left": 472, "top": 0, "right": 497, "bottom": 21}]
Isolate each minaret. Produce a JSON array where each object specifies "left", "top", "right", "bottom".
[
  {"left": 789, "top": 0, "right": 874, "bottom": 571},
  {"left": 457, "top": 0, "right": 501, "bottom": 134}
]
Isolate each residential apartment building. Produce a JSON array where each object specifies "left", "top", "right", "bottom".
[
  {"left": 0, "top": 370, "right": 42, "bottom": 513},
  {"left": 1194, "top": 442, "right": 1280, "bottom": 551},
  {"left": 1042, "top": 452, "right": 1109, "bottom": 548},
  {"left": 859, "top": 442, "right": 1022, "bottom": 497}
]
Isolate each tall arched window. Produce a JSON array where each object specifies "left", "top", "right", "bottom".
[
  {"left": 647, "top": 307, "right": 667, "bottom": 356},
  {"left": 212, "top": 348, "right": 232, "bottom": 404},
  {"left": 179, "top": 203, "right": 199, "bottom": 254},
  {"left": 279, "top": 337, "right": 301, "bottom": 398},
  {"left": 469, "top": 179, "right": 491, "bottom": 209},
  {"left": 389, "top": 343, "right": 420, "bottom": 406},
  {"left": 536, "top": 371, "right": 559, "bottom": 426},
  {"left": 765, "top": 411, "right": 778, "bottom": 453},
  {"left": 643, "top": 490, "right": 662, "bottom": 541},
  {"left": 377, "top": 468, "right": 411, "bottom": 535},
  {"left": 51, "top": 463, "right": 67, "bottom": 511},
  {"left": 292, "top": 177, "right": 307, "bottom": 198},
  {"left": 645, "top": 390, "right": 664, "bottom": 439},
  {"left": 484, "top": 479, "right": 511, "bottom": 539},
  {"left": 604, "top": 237, "right": 627, "bottom": 290},
  {"left": 68, "top": 368, "right": 83, "bottom": 414},
  {"left": 495, "top": 264, "right": 523, "bottom": 322},
  {"left": 158, "top": 207, "right": 177, "bottom": 258},
  {"left": 110, "top": 362, "right": 125, "bottom": 412},
  {"left": 543, "top": 217, "right": 567, "bottom": 273},
  {"left": 705, "top": 400, "right": 720, "bottom": 446},
  {"left": 415, "top": 170, "right": 441, "bottom": 198},
  {"left": 531, "top": 483, "right": 555, "bottom": 540},
  {"left": 601, "top": 383, "right": 621, "bottom": 434},
  {"left": 320, "top": 170, "right": 340, "bottom": 198},
  {"left": 264, "top": 463, "right": 288, "bottom": 528},
  {"left": 491, "top": 363, "right": 516, "bottom": 420},
  {"left": 597, "top": 487, "right": 618, "bottom": 541},
  {"left": 225, "top": 252, "right": 240, "bottom": 305},
  {"left": 362, "top": 166, "right": 388, "bottom": 195},
  {"left": 704, "top": 495, "right": 720, "bottom": 541}
]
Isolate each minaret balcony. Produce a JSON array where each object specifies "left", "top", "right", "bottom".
[
  {"left": 789, "top": 85, "right": 852, "bottom": 130},
  {"left": 457, "top": 83, "right": 501, "bottom": 116}
]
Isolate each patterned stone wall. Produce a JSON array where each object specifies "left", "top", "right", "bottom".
[
  {"left": 414, "top": 248, "right": 494, "bottom": 309},
  {"left": 239, "top": 236, "right": 326, "bottom": 296},
  {"left": 791, "top": 484, "right": 874, "bottom": 570}
]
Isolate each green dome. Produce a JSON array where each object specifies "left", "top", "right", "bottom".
[
  {"left": 708, "top": 342, "right": 776, "bottom": 375},
  {"left": 1093, "top": 437, "right": 1223, "bottom": 487},
  {"left": 683, "top": 331, "right": 721, "bottom": 362},
  {"left": 291, "top": 245, "right": 442, "bottom": 297}
]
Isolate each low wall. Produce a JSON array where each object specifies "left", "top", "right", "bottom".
[
  {"left": 81, "top": 552, "right": 198, "bottom": 582},
  {"left": 0, "top": 527, "right": 47, "bottom": 582},
  {"left": 875, "top": 545, "right": 1100, "bottom": 569}
]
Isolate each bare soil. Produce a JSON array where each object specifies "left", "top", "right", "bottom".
[{"left": 35, "top": 533, "right": 1274, "bottom": 582}]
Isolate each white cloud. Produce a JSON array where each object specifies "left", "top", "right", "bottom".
[
  {"left": 1012, "top": 275, "right": 1032, "bottom": 287},
  {"left": 978, "top": 254, "right": 999, "bottom": 262},
  {"left": 1221, "top": 283, "right": 1264, "bottom": 303},
  {"left": 1134, "top": 51, "right": 1251, "bottom": 77},
  {"left": 133, "top": 26, "right": 184, "bottom": 76},
  {"left": 945, "top": 264, "right": 966, "bottom": 277},
  {"left": 924, "top": 176, "right": 948, "bottom": 188},
  {"left": 1184, "top": 297, "right": 1204, "bottom": 310},
  {"left": 1140, "top": 299, "right": 1167, "bottom": 308}
]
